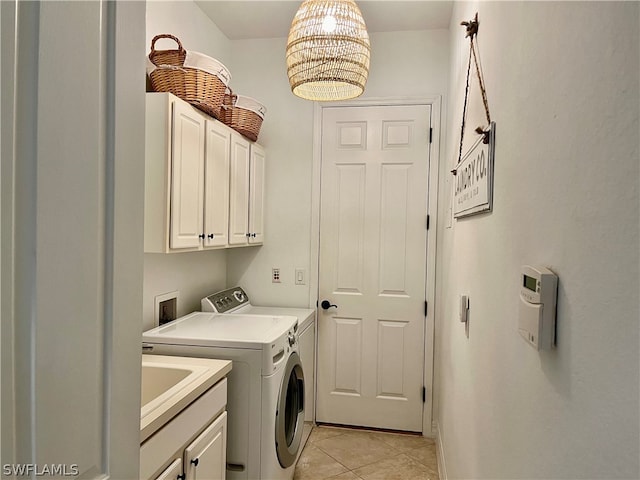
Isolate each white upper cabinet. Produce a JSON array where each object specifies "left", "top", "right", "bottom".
[
  {"left": 145, "top": 93, "right": 260, "bottom": 253},
  {"left": 229, "top": 132, "right": 266, "bottom": 246},
  {"left": 248, "top": 143, "right": 266, "bottom": 244},
  {"left": 170, "top": 100, "right": 205, "bottom": 249},
  {"left": 204, "top": 119, "right": 231, "bottom": 248},
  {"left": 228, "top": 133, "right": 251, "bottom": 246}
]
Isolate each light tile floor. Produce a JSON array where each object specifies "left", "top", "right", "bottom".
[{"left": 294, "top": 425, "right": 440, "bottom": 480}]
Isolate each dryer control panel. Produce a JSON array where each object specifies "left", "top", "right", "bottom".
[{"left": 202, "top": 287, "right": 249, "bottom": 313}]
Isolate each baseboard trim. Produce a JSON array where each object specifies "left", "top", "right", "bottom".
[{"left": 436, "top": 422, "right": 448, "bottom": 480}]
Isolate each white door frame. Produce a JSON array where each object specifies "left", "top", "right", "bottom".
[
  {"left": 309, "top": 96, "right": 442, "bottom": 436},
  {"left": 1, "top": 1, "right": 145, "bottom": 476}
]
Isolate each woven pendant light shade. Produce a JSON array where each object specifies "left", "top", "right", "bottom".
[{"left": 286, "top": 0, "right": 370, "bottom": 101}]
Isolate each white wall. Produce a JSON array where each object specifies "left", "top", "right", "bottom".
[
  {"left": 226, "top": 30, "right": 450, "bottom": 307},
  {"left": 143, "top": 1, "right": 231, "bottom": 331},
  {"left": 434, "top": 2, "right": 639, "bottom": 479},
  {"left": 143, "top": 251, "right": 227, "bottom": 331},
  {"left": 146, "top": 0, "right": 231, "bottom": 67},
  {"left": 225, "top": 36, "right": 315, "bottom": 307}
]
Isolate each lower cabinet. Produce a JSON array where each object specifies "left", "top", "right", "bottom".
[
  {"left": 141, "top": 378, "right": 228, "bottom": 480},
  {"left": 154, "top": 412, "right": 227, "bottom": 480},
  {"left": 184, "top": 412, "right": 227, "bottom": 480},
  {"left": 155, "top": 458, "right": 182, "bottom": 480}
]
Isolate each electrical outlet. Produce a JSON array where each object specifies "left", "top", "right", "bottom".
[{"left": 272, "top": 268, "right": 281, "bottom": 283}]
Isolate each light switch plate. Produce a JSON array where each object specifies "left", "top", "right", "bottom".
[{"left": 295, "top": 268, "right": 306, "bottom": 285}]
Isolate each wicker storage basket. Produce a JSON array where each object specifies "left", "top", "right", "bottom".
[
  {"left": 222, "top": 92, "right": 266, "bottom": 142},
  {"left": 147, "top": 34, "right": 231, "bottom": 120}
]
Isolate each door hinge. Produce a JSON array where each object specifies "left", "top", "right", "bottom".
[
  {"left": 424, "top": 301, "right": 428, "bottom": 316},
  {"left": 426, "top": 214, "right": 430, "bottom": 230},
  {"left": 429, "top": 127, "right": 433, "bottom": 143},
  {"left": 422, "top": 386, "right": 426, "bottom": 403}
]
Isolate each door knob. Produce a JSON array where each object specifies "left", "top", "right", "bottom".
[{"left": 320, "top": 300, "right": 337, "bottom": 310}]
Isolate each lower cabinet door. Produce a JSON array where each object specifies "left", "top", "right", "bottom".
[
  {"left": 184, "top": 412, "right": 227, "bottom": 480},
  {"left": 155, "top": 458, "right": 182, "bottom": 480}
]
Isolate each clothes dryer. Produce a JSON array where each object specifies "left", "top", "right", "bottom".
[{"left": 201, "top": 287, "right": 315, "bottom": 429}]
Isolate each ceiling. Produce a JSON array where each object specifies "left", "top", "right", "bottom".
[{"left": 195, "top": 1, "right": 454, "bottom": 40}]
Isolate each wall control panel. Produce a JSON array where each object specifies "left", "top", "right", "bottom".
[{"left": 518, "top": 265, "right": 558, "bottom": 350}]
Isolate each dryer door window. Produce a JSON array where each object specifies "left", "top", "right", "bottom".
[{"left": 275, "top": 352, "right": 305, "bottom": 468}]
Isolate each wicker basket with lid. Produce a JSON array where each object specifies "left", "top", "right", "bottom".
[
  {"left": 147, "top": 34, "right": 231, "bottom": 120},
  {"left": 222, "top": 91, "right": 266, "bottom": 142}
]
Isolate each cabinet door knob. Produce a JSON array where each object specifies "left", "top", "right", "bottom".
[
  {"left": 245, "top": 233, "right": 251, "bottom": 238},
  {"left": 191, "top": 458, "right": 199, "bottom": 467},
  {"left": 251, "top": 233, "right": 257, "bottom": 238},
  {"left": 177, "top": 475, "right": 185, "bottom": 480},
  {"left": 208, "top": 234, "right": 215, "bottom": 239},
  {"left": 198, "top": 234, "right": 205, "bottom": 239}
]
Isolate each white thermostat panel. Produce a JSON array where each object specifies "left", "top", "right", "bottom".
[{"left": 518, "top": 265, "right": 558, "bottom": 350}]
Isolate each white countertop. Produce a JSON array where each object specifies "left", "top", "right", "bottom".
[{"left": 140, "top": 354, "right": 232, "bottom": 442}]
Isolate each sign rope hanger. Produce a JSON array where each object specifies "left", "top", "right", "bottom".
[{"left": 452, "top": 13, "right": 493, "bottom": 176}]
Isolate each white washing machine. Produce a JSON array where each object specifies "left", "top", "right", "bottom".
[
  {"left": 142, "top": 311, "right": 305, "bottom": 480},
  {"left": 201, "top": 287, "right": 315, "bottom": 429}
]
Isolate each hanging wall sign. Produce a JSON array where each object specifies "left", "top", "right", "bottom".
[
  {"left": 452, "top": 13, "right": 496, "bottom": 220},
  {"left": 454, "top": 122, "right": 495, "bottom": 218}
]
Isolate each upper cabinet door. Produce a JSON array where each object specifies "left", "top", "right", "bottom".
[
  {"left": 228, "top": 133, "right": 251, "bottom": 245},
  {"left": 204, "top": 119, "right": 231, "bottom": 248},
  {"left": 248, "top": 143, "right": 266, "bottom": 244},
  {"left": 145, "top": 93, "right": 265, "bottom": 252},
  {"left": 170, "top": 100, "right": 205, "bottom": 249}
]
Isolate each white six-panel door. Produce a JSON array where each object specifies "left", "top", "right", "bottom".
[{"left": 316, "top": 104, "right": 431, "bottom": 432}]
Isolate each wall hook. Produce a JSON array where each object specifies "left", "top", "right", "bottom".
[{"left": 461, "top": 13, "right": 479, "bottom": 38}]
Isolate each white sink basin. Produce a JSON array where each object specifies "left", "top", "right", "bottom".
[
  {"left": 140, "top": 355, "right": 232, "bottom": 442},
  {"left": 141, "top": 362, "right": 206, "bottom": 417},
  {"left": 141, "top": 365, "right": 191, "bottom": 406}
]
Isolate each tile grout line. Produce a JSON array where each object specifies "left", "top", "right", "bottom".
[
  {"left": 313, "top": 434, "right": 405, "bottom": 473},
  {"left": 300, "top": 427, "right": 441, "bottom": 480}
]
